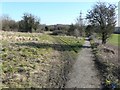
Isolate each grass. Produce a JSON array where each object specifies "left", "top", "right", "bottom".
[
  {"left": 54, "top": 36, "right": 84, "bottom": 53},
  {"left": 0, "top": 31, "right": 84, "bottom": 88},
  {"left": 108, "top": 34, "right": 120, "bottom": 46}
]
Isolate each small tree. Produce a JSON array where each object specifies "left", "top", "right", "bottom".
[
  {"left": 74, "top": 29, "right": 80, "bottom": 38},
  {"left": 85, "top": 25, "right": 94, "bottom": 36},
  {"left": 67, "top": 24, "right": 76, "bottom": 36},
  {"left": 19, "top": 13, "right": 40, "bottom": 32},
  {"left": 86, "top": 2, "right": 116, "bottom": 44},
  {"left": 45, "top": 26, "right": 49, "bottom": 31}
]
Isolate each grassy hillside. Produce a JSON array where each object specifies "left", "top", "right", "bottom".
[
  {"left": 108, "top": 34, "right": 120, "bottom": 46},
  {"left": 0, "top": 31, "right": 84, "bottom": 88}
]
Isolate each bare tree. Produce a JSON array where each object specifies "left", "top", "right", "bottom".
[
  {"left": 2, "top": 15, "right": 18, "bottom": 31},
  {"left": 86, "top": 2, "right": 116, "bottom": 44},
  {"left": 76, "top": 11, "right": 85, "bottom": 36},
  {"left": 74, "top": 29, "right": 80, "bottom": 38}
]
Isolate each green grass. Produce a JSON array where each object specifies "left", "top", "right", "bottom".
[
  {"left": 0, "top": 31, "right": 84, "bottom": 88},
  {"left": 108, "top": 34, "right": 120, "bottom": 46},
  {"left": 58, "top": 36, "right": 84, "bottom": 53}
]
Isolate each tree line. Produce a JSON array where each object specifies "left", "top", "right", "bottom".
[
  {"left": 1, "top": 13, "right": 40, "bottom": 33},
  {"left": 1, "top": 2, "right": 117, "bottom": 44},
  {"left": 1, "top": 13, "right": 84, "bottom": 37}
]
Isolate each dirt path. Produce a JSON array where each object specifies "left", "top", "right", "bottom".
[{"left": 65, "top": 38, "right": 101, "bottom": 88}]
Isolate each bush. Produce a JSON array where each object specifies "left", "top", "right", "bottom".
[{"left": 51, "top": 30, "right": 64, "bottom": 35}]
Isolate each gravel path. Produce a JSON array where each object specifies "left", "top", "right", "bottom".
[{"left": 65, "top": 38, "right": 101, "bottom": 88}]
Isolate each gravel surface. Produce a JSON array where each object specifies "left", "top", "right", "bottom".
[{"left": 65, "top": 38, "right": 101, "bottom": 88}]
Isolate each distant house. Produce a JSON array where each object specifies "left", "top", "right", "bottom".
[{"left": 113, "top": 27, "right": 120, "bottom": 34}]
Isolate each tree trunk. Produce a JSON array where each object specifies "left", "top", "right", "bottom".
[
  {"left": 102, "top": 32, "right": 107, "bottom": 44},
  {"left": 29, "top": 27, "right": 32, "bottom": 33}
]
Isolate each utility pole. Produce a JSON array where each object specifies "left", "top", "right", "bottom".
[
  {"left": 79, "top": 11, "right": 83, "bottom": 27},
  {"left": 77, "top": 11, "right": 83, "bottom": 27}
]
